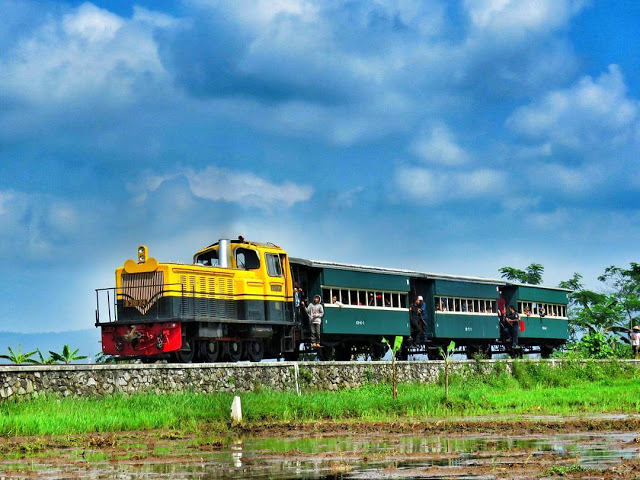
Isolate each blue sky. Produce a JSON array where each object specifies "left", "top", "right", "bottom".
[{"left": 1, "top": 0, "right": 639, "bottom": 333}]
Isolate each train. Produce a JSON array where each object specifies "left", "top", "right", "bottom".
[{"left": 96, "top": 238, "right": 570, "bottom": 362}]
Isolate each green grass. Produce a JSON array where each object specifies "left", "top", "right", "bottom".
[{"left": 0, "top": 360, "right": 638, "bottom": 437}]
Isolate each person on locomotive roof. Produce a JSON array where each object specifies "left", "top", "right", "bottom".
[
  {"left": 306, "top": 294, "right": 324, "bottom": 348},
  {"left": 506, "top": 305, "right": 520, "bottom": 348}
]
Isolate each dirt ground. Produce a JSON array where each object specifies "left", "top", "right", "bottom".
[{"left": 0, "top": 416, "right": 639, "bottom": 479}]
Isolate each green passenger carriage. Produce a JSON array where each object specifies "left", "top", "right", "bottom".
[{"left": 291, "top": 258, "right": 570, "bottom": 359}]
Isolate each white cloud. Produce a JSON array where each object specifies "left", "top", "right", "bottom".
[
  {"left": 138, "top": 166, "right": 313, "bottom": 208},
  {"left": 0, "top": 2, "right": 168, "bottom": 104},
  {"left": 62, "top": 2, "right": 123, "bottom": 42},
  {"left": 465, "top": 0, "right": 588, "bottom": 36},
  {"left": 394, "top": 166, "right": 505, "bottom": 203},
  {"left": 410, "top": 125, "right": 469, "bottom": 166},
  {"left": 507, "top": 65, "right": 640, "bottom": 151}
]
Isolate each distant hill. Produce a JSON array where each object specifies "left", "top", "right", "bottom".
[{"left": 0, "top": 329, "right": 101, "bottom": 363}]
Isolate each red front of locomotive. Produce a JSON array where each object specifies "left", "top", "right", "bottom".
[{"left": 100, "top": 322, "right": 182, "bottom": 356}]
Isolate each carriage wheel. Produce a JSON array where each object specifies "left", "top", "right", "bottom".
[
  {"left": 200, "top": 340, "right": 220, "bottom": 363},
  {"left": 427, "top": 349, "right": 442, "bottom": 361},
  {"left": 334, "top": 344, "right": 352, "bottom": 361},
  {"left": 370, "top": 342, "right": 387, "bottom": 361},
  {"left": 466, "top": 345, "right": 479, "bottom": 360},
  {"left": 283, "top": 346, "right": 300, "bottom": 361},
  {"left": 396, "top": 347, "right": 409, "bottom": 361},
  {"left": 317, "top": 345, "right": 333, "bottom": 361},
  {"left": 540, "top": 344, "right": 554, "bottom": 359}
]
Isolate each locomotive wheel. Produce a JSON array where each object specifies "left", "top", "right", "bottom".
[
  {"left": 246, "top": 340, "right": 264, "bottom": 362},
  {"left": 200, "top": 340, "right": 220, "bottom": 363},
  {"left": 225, "top": 340, "right": 243, "bottom": 363},
  {"left": 172, "top": 339, "right": 195, "bottom": 363}
]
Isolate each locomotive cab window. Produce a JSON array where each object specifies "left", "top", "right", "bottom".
[
  {"left": 265, "top": 253, "right": 283, "bottom": 277},
  {"left": 195, "top": 250, "right": 219, "bottom": 266},
  {"left": 235, "top": 248, "right": 260, "bottom": 270}
]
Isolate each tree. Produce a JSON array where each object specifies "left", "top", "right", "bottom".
[
  {"left": 438, "top": 341, "right": 456, "bottom": 401},
  {"left": 558, "top": 272, "right": 584, "bottom": 292},
  {"left": 49, "top": 345, "right": 88, "bottom": 364},
  {"left": 0, "top": 345, "right": 38, "bottom": 364},
  {"left": 35, "top": 349, "right": 56, "bottom": 365},
  {"left": 558, "top": 269, "right": 631, "bottom": 353},
  {"left": 382, "top": 336, "right": 403, "bottom": 399},
  {"left": 499, "top": 263, "right": 544, "bottom": 285},
  {"left": 598, "top": 263, "right": 640, "bottom": 330}
]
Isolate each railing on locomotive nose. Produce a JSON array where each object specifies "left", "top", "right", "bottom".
[{"left": 94, "top": 282, "right": 188, "bottom": 324}]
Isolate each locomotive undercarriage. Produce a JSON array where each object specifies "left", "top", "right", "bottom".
[{"left": 101, "top": 318, "right": 299, "bottom": 363}]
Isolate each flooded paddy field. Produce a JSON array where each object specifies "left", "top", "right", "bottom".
[{"left": 1, "top": 417, "right": 639, "bottom": 479}]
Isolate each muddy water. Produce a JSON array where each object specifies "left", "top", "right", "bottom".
[{"left": 1, "top": 430, "right": 639, "bottom": 479}]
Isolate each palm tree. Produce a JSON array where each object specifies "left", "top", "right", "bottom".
[
  {"left": 0, "top": 345, "right": 39, "bottom": 364},
  {"left": 49, "top": 345, "right": 88, "bottom": 364}
]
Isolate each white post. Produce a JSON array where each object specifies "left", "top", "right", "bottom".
[
  {"left": 294, "top": 362, "right": 301, "bottom": 396},
  {"left": 231, "top": 395, "right": 242, "bottom": 423}
]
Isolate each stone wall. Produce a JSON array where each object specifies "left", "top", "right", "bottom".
[{"left": 0, "top": 360, "right": 636, "bottom": 401}]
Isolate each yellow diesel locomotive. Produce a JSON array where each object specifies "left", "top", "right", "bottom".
[{"left": 97, "top": 239, "right": 298, "bottom": 362}]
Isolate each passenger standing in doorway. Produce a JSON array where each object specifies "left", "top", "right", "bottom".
[
  {"left": 417, "top": 296, "right": 427, "bottom": 341},
  {"left": 497, "top": 291, "right": 506, "bottom": 322},
  {"left": 506, "top": 305, "right": 520, "bottom": 348},
  {"left": 306, "top": 294, "right": 324, "bottom": 347},
  {"left": 497, "top": 290, "right": 507, "bottom": 341},
  {"left": 410, "top": 297, "right": 425, "bottom": 343}
]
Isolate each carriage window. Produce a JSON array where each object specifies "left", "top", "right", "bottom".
[
  {"left": 265, "top": 253, "right": 283, "bottom": 277},
  {"left": 321, "top": 287, "right": 408, "bottom": 309},
  {"left": 322, "top": 288, "right": 331, "bottom": 304},
  {"left": 383, "top": 292, "right": 391, "bottom": 307},
  {"left": 340, "top": 289, "right": 350, "bottom": 305}
]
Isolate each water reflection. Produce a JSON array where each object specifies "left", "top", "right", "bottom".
[{"left": 1, "top": 432, "right": 638, "bottom": 479}]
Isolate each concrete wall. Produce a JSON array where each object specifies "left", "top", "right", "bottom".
[{"left": 0, "top": 360, "right": 636, "bottom": 401}]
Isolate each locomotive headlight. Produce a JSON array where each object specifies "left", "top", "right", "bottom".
[{"left": 137, "top": 245, "right": 149, "bottom": 264}]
